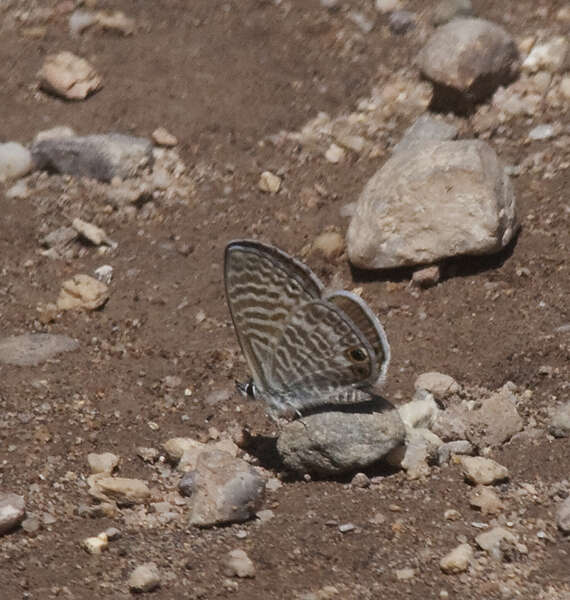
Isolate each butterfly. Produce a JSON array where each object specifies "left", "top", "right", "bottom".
[{"left": 224, "top": 240, "right": 390, "bottom": 419}]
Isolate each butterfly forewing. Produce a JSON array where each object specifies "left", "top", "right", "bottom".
[{"left": 224, "top": 240, "right": 323, "bottom": 391}]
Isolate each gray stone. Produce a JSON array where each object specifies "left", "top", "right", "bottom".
[
  {"left": 87, "top": 452, "right": 119, "bottom": 474},
  {"left": 388, "top": 11, "right": 415, "bottom": 35},
  {"left": 223, "top": 549, "right": 256, "bottom": 578},
  {"left": 469, "top": 485, "right": 503, "bottom": 515},
  {"left": 31, "top": 133, "right": 153, "bottom": 182},
  {"left": 348, "top": 140, "right": 517, "bottom": 269},
  {"left": 277, "top": 403, "right": 405, "bottom": 476},
  {"left": 0, "top": 334, "right": 79, "bottom": 366},
  {"left": 548, "top": 402, "right": 570, "bottom": 438},
  {"left": 431, "top": 0, "right": 473, "bottom": 26},
  {"left": 392, "top": 115, "right": 458, "bottom": 155},
  {"left": 0, "top": 493, "right": 25, "bottom": 535},
  {"left": 465, "top": 386, "right": 523, "bottom": 447},
  {"left": 431, "top": 405, "right": 468, "bottom": 441},
  {"left": 417, "top": 18, "right": 519, "bottom": 112},
  {"left": 189, "top": 450, "right": 265, "bottom": 527},
  {"left": 0, "top": 142, "right": 33, "bottom": 181},
  {"left": 556, "top": 496, "right": 570, "bottom": 533},
  {"left": 437, "top": 440, "right": 474, "bottom": 464}
]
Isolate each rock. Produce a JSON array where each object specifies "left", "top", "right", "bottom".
[
  {"left": 416, "top": 18, "right": 519, "bottom": 112},
  {"left": 163, "top": 437, "right": 205, "bottom": 463},
  {"left": 128, "top": 563, "right": 161, "bottom": 593},
  {"left": 437, "top": 440, "right": 474, "bottom": 465},
  {"left": 32, "top": 133, "right": 153, "bottom": 182},
  {"left": 350, "top": 472, "right": 371, "bottom": 488},
  {"left": 0, "top": 142, "right": 33, "bottom": 181},
  {"left": 324, "top": 143, "right": 345, "bottom": 163},
  {"left": 189, "top": 450, "right": 266, "bottom": 527},
  {"left": 69, "top": 10, "right": 98, "bottom": 36},
  {"left": 464, "top": 386, "right": 523, "bottom": 447},
  {"left": 548, "top": 402, "right": 570, "bottom": 438},
  {"left": 469, "top": 485, "right": 503, "bottom": 515},
  {"left": 393, "top": 115, "right": 458, "bottom": 156},
  {"left": 152, "top": 127, "right": 178, "bottom": 147},
  {"left": 87, "top": 452, "right": 119, "bottom": 474},
  {"left": 388, "top": 11, "right": 415, "bottom": 35},
  {"left": 38, "top": 51, "right": 102, "bottom": 100},
  {"left": 375, "top": 0, "right": 402, "bottom": 12},
  {"left": 178, "top": 471, "right": 195, "bottom": 497},
  {"left": 0, "top": 493, "right": 25, "bottom": 535},
  {"left": 431, "top": 405, "right": 468, "bottom": 441},
  {"left": 6, "top": 180, "right": 30, "bottom": 200},
  {"left": 95, "top": 10, "right": 135, "bottom": 35},
  {"left": 162, "top": 436, "right": 238, "bottom": 472},
  {"left": 440, "top": 543, "right": 473, "bottom": 573},
  {"left": 432, "top": 0, "right": 473, "bottom": 26},
  {"left": 347, "top": 11, "right": 374, "bottom": 34},
  {"left": 88, "top": 476, "right": 151, "bottom": 506},
  {"left": 57, "top": 274, "right": 109, "bottom": 311},
  {"left": 398, "top": 392, "right": 440, "bottom": 429},
  {"left": 258, "top": 171, "right": 281, "bottom": 193},
  {"left": 528, "top": 124, "right": 555, "bottom": 141},
  {"left": 94, "top": 265, "right": 114, "bottom": 285},
  {"left": 34, "top": 126, "right": 77, "bottom": 143},
  {"left": 415, "top": 372, "right": 460, "bottom": 399},
  {"left": 460, "top": 456, "right": 509, "bottom": 485},
  {"left": 394, "top": 567, "right": 415, "bottom": 580},
  {"left": 72, "top": 218, "right": 115, "bottom": 247},
  {"left": 223, "top": 549, "right": 256, "bottom": 578},
  {"left": 347, "top": 140, "right": 517, "bottom": 269},
  {"left": 81, "top": 533, "right": 108, "bottom": 554},
  {"left": 556, "top": 496, "right": 570, "bottom": 533},
  {"left": 410, "top": 265, "right": 441, "bottom": 288},
  {"left": 522, "top": 37, "right": 569, "bottom": 73},
  {"left": 475, "top": 526, "right": 517, "bottom": 560},
  {"left": 277, "top": 404, "right": 405, "bottom": 476},
  {"left": 41, "top": 226, "right": 78, "bottom": 253},
  {"left": 0, "top": 334, "right": 79, "bottom": 367},
  {"left": 311, "top": 232, "right": 344, "bottom": 259},
  {"left": 389, "top": 428, "right": 442, "bottom": 480}
]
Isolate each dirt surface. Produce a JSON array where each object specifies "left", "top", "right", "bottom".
[{"left": 1, "top": 0, "right": 569, "bottom": 598}]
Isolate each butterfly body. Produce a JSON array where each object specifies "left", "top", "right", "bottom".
[{"left": 224, "top": 240, "right": 390, "bottom": 419}]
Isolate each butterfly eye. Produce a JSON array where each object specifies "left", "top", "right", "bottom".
[{"left": 347, "top": 347, "right": 368, "bottom": 363}]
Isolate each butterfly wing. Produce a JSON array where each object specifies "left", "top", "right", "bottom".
[
  {"left": 224, "top": 240, "right": 323, "bottom": 392},
  {"left": 268, "top": 299, "right": 379, "bottom": 413},
  {"left": 325, "top": 290, "right": 390, "bottom": 385}
]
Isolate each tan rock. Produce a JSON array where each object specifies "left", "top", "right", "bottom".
[
  {"left": 57, "top": 274, "right": 109, "bottom": 311},
  {"left": 38, "top": 52, "right": 102, "bottom": 100}
]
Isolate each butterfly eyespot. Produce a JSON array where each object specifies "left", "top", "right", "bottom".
[{"left": 347, "top": 347, "right": 368, "bottom": 363}]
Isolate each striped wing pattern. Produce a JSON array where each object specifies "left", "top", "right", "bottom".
[{"left": 224, "top": 240, "right": 390, "bottom": 416}]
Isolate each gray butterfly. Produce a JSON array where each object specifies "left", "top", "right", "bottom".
[{"left": 224, "top": 240, "right": 390, "bottom": 419}]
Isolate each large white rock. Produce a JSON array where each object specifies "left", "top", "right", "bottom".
[
  {"left": 0, "top": 142, "right": 33, "bottom": 182},
  {"left": 347, "top": 140, "right": 518, "bottom": 269}
]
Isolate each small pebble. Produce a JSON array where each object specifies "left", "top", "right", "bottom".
[
  {"left": 258, "top": 171, "right": 281, "bottom": 193},
  {"left": 338, "top": 523, "right": 355, "bottom": 533},
  {"left": 128, "top": 563, "right": 161, "bottom": 592},
  {"left": 223, "top": 549, "right": 256, "bottom": 578}
]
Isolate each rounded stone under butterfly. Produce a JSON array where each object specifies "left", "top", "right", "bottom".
[{"left": 224, "top": 239, "right": 391, "bottom": 419}]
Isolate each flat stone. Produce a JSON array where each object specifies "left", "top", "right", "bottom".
[
  {"left": 0, "top": 334, "right": 79, "bottom": 366},
  {"left": 277, "top": 402, "right": 405, "bottom": 476},
  {"left": 0, "top": 493, "right": 25, "bottom": 535},
  {"left": 347, "top": 140, "right": 518, "bottom": 269},
  {"left": 32, "top": 133, "right": 153, "bottom": 182},
  {"left": 475, "top": 526, "right": 517, "bottom": 560},
  {"left": 38, "top": 51, "right": 102, "bottom": 100},
  {"left": 460, "top": 456, "right": 509, "bottom": 485},
  {"left": 469, "top": 485, "right": 504, "bottom": 515},
  {"left": 57, "top": 274, "right": 109, "bottom": 311},
  {"left": 437, "top": 440, "right": 474, "bottom": 465},
  {"left": 88, "top": 476, "right": 151, "bottom": 506},
  {"left": 87, "top": 452, "right": 119, "bottom": 474}
]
